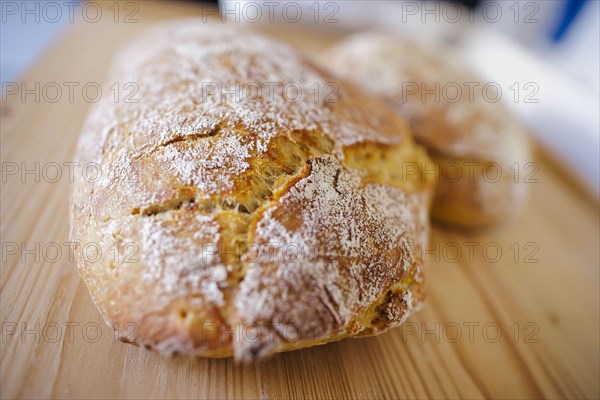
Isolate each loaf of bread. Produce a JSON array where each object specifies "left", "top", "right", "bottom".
[
  {"left": 324, "top": 32, "right": 531, "bottom": 228},
  {"left": 71, "top": 20, "right": 435, "bottom": 360}
]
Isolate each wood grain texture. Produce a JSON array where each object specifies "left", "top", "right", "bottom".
[{"left": 1, "top": 2, "right": 598, "bottom": 399}]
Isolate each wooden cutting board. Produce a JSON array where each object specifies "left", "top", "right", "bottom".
[{"left": 1, "top": 1, "right": 598, "bottom": 399}]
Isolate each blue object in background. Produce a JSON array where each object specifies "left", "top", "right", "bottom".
[{"left": 552, "top": 0, "right": 588, "bottom": 42}]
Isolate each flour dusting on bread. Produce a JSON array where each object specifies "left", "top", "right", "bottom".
[{"left": 71, "top": 20, "right": 434, "bottom": 359}]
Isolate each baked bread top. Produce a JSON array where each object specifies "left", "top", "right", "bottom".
[
  {"left": 325, "top": 31, "right": 530, "bottom": 165},
  {"left": 71, "top": 20, "right": 434, "bottom": 360}
]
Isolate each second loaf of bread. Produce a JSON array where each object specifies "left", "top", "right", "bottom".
[{"left": 324, "top": 32, "right": 532, "bottom": 228}]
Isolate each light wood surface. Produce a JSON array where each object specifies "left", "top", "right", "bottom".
[{"left": 1, "top": 2, "right": 598, "bottom": 399}]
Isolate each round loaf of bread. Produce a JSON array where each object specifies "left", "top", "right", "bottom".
[
  {"left": 71, "top": 20, "right": 435, "bottom": 360},
  {"left": 324, "top": 32, "right": 531, "bottom": 228}
]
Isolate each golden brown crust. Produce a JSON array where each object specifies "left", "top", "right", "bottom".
[
  {"left": 71, "top": 20, "right": 435, "bottom": 360},
  {"left": 324, "top": 32, "right": 531, "bottom": 228}
]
